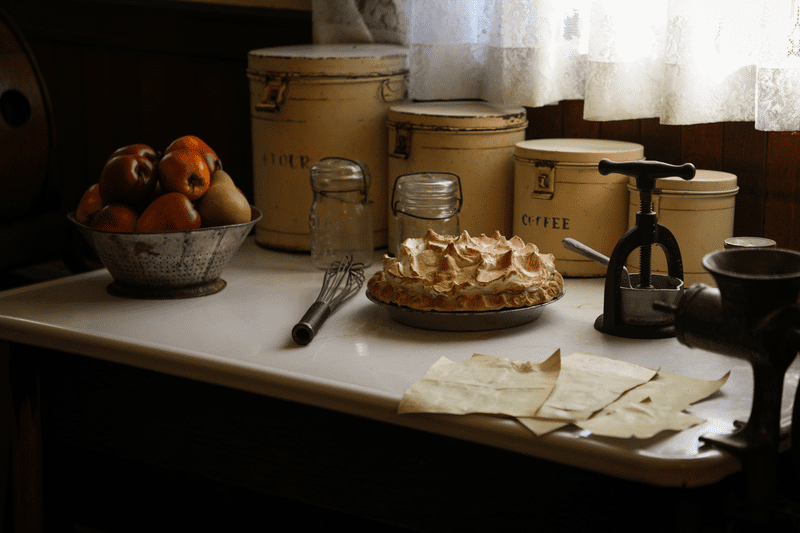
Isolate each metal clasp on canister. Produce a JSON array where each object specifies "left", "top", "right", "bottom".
[
  {"left": 513, "top": 156, "right": 557, "bottom": 200},
  {"left": 254, "top": 75, "right": 288, "bottom": 113},
  {"left": 390, "top": 124, "right": 412, "bottom": 159},
  {"left": 532, "top": 160, "right": 556, "bottom": 200}
]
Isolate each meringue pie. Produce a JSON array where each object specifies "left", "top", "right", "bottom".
[{"left": 368, "top": 230, "right": 564, "bottom": 312}]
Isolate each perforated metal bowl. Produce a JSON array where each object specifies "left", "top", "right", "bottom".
[{"left": 69, "top": 207, "right": 261, "bottom": 298}]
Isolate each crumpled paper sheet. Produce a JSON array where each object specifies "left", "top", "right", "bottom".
[
  {"left": 534, "top": 351, "right": 658, "bottom": 421},
  {"left": 399, "top": 349, "right": 730, "bottom": 440},
  {"left": 517, "top": 351, "right": 658, "bottom": 436},
  {"left": 574, "top": 369, "right": 730, "bottom": 439},
  {"left": 397, "top": 350, "right": 561, "bottom": 417}
]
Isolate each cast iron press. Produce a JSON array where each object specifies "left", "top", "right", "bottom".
[{"left": 593, "top": 158, "right": 696, "bottom": 338}]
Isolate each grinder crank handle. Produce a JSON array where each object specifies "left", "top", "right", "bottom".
[{"left": 598, "top": 159, "right": 695, "bottom": 191}]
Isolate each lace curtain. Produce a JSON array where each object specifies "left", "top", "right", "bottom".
[{"left": 312, "top": 0, "right": 800, "bottom": 131}]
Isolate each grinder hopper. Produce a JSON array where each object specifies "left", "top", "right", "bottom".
[{"left": 661, "top": 248, "right": 800, "bottom": 526}]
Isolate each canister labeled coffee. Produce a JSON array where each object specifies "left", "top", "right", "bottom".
[{"left": 513, "top": 138, "right": 645, "bottom": 277}]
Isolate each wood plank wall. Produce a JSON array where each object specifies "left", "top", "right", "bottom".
[
  {"left": 3, "top": 0, "right": 312, "bottom": 215},
  {"left": 526, "top": 101, "right": 800, "bottom": 251},
  {"left": 6, "top": 0, "right": 800, "bottom": 253}
]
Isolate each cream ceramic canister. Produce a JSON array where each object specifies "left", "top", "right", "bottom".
[
  {"left": 387, "top": 101, "right": 526, "bottom": 242},
  {"left": 248, "top": 44, "right": 409, "bottom": 251},
  {"left": 513, "top": 138, "right": 645, "bottom": 276}
]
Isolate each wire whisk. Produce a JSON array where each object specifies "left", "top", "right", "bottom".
[{"left": 292, "top": 256, "right": 366, "bottom": 345}]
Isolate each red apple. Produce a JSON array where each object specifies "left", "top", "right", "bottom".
[
  {"left": 164, "top": 135, "right": 220, "bottom": 173},
  {"left": 156, "top": 149, "right": 212, "bottom": 201},
  {"left": 136, "top": 192, "right": 202, "bottom": 232},
  {"left": 106, "top": 143, "right": 158, "bottom": 165},
  {"left": 89, "top": 203, "right": 139, "bottom": 232},
  {"left": 98, "top": 153, "right": 157, "bottom": 206}
]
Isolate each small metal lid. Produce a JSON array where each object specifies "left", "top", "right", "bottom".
[
  {"left": 724, "top": 237, "right": 777, "bottom": 249},
  {"left": 387, "top": 101, "right": 527, "bottom": 131},
  {"left": 630, "top": 169, "right": 738, "bottom": 193},
  {"left": 247, "top": 44, "right": 409, "bottom": 77},
  {"left": 514, "top": 138, "right": 644, "bottom": 164}
]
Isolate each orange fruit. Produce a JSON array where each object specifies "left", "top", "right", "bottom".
[
  {"left": 164, "top": 135, "right": 220, "bottom": 172},
  {"left": 156, "top": 149, "right": 211, "bottom": 201},
  {"left": 89, "top": 203, "right": 139, "bottom": 232},
  {"left": 76, "top": 183, "right": 103, "bottom": 225},
  {"left": 136, "top": 192, "right": 202, "bottom": 232}
]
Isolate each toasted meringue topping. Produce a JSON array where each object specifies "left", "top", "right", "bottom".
[{"left": 368, "top": 230, "right": 564, "bottom": 312}]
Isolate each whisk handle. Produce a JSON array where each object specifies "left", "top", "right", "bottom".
[{"left": 292, "top": 301, "right": 331, "bottom": 345}]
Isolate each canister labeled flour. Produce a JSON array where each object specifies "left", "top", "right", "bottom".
[
  {"left": 513, "top": 139, "right": 645, "bottom": 277},
  {"left": 627, "top": 170, "right": 738, "bottom": 286},
  {"left": 247, "top": 44, "right": 409, "bottom": 250},
  {"left": 386, "top": 101, "right": 527, "bottom": 242}
]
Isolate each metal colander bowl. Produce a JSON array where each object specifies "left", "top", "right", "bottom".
[{"left": 68, "top": 207, "right": 261, "bottom": 298}]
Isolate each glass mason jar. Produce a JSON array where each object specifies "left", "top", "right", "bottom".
[
  {"left": 390, "top": 172, "right": 462, "bottom": 256},
  {"left": 309, "top": 158, "right": 373, "bottom": 269}
]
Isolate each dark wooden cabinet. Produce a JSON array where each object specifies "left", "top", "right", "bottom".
[{"left": 9, "top": 342, "right": 787, "bottom": 533}]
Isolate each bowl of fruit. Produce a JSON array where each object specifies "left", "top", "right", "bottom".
[{"left": 69, "top": 135, "right": 261, "bottom": 299}]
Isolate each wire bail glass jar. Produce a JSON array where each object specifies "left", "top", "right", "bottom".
[
  {"left": 309, "top": 158, "right": 373, "bottom": 269},
  {"left": 390, "top": 172, "right": 462, "bottom": 256}
]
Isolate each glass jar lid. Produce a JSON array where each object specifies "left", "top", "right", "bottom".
[
  {"left": 310, "top": 157, "right": 370, "bottom": 195},
  {"left": 392, "top": 172, "right": 462, "bottom": 219}
]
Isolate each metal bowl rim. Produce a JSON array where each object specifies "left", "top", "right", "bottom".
[{"left": 67, "top": 206, "right": 262, "bottom": 235}]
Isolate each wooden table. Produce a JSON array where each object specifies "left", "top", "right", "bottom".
[{"left": 2, "top": 238, "right": 798, "bottom": 532}]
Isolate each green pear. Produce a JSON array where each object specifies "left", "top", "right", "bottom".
[{"left": 196, "top": 169, "right": 252, "bottom": 227}]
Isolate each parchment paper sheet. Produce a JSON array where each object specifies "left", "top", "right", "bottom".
[
  {"left": 397, "top": 350, "right": 560, "bottom": 417},
  {"left": 574, "top": 369, "right": 730, "bottom": 438},
  {"left": 399, "top": 349, "right": 729, "bottom": 440}
]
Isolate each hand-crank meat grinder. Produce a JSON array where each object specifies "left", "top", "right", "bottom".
[
  {"left": 660, "top": 248, "right": 800, "bottom": 528},
  {"left": 580, "top": 157, "right": 800, "bottom": 527}
]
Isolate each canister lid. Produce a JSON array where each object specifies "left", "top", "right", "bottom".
[
  {"left": 514, "top": 138, "right": 644, "bottom": 163},
  {"left": 630, "top": 169, "right": 738, "bottom": 193},
  {"left": 247, "top": 44, "right": 409, "bottom": 77},
  {"left": 387, "top": 101, "right": 527, "bottom": 131}
]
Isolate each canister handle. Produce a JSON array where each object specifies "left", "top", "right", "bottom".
[
  {"left": 390, "top": 172, "right": 463, "bottom": 219},
  {"left": 380, "top": 78, "right": 407, "bottom": 103}
]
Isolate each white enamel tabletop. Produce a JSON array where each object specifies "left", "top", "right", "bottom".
[{"left": 1, "top": 237, "right": 796, "bottom": 487}]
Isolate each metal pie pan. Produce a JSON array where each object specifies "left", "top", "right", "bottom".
[{"left": 365, "top": 289, "right": 564, "bottom": 332}]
